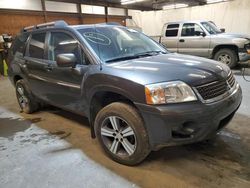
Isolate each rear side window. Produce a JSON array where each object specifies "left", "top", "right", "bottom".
[
  {"left": 28, "top": 33, "right": 46, "bottom": 59},
  {"left": 12, "top": 34, "right": 29, "bottom": 55},
  {"left": 165, "top": 24, "right": 179, "bottom": 37}
]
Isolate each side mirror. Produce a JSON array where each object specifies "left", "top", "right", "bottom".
[
  {"left": 202, "top": 32, "right": 206, "bottom": 37},
  {"left": 220, "top": 28, "right": 225, "bottom": 33},
  {"left": 56, "top": 53, "right": 76, "bottom": 68}
]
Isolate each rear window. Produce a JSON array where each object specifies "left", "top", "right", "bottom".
[
  {"left": 12, "top": 33, "right": 29, "bottom": 55},
  {"left": 28, "top": 33, "right": 46, "bottom": 59},
  {"left": 165, "top": 24, "right": 179, "bottom": 37}
]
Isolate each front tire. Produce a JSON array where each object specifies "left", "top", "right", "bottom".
[
  {"left": 94, "top": 102, "right": 150, "bottom": 166},
  {"left": 214, "top": 48, "right": 237, "bottom": 68},
  {"left": 16, "top": 79, "right": 39, "bottom": 114}
]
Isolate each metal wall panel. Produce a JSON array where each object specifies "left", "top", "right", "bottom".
[
  {"left": 81, "top": 5, "right": 105, "bottom": 15},
  {"left": 108, "top": 7, "right": 126, "bottom": 16},
  {"left": 45, "top": 1, "right": 78, "bottom": 13},
  {"left": 0, "top": 0, "right": 42, "bottom": 11}
]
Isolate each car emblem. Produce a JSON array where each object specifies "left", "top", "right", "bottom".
[
  {"left": 226, "top": 81, "right": 231, "bottom": 90},
  {"left": 220, "top": 70, "right": 228, "bottom": 78}
]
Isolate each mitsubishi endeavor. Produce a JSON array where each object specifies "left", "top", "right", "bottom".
[{"left": 8, "top": 21, "right": 242, "bottom": 165}]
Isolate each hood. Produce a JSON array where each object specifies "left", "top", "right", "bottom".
[
  {"left": 217, "top": 33, "right": 250, "bottom": 40},
  {"left": 105, "top": 53, "right": 231, "bottom": 86}
]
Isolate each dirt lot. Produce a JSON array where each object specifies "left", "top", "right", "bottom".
[{"left": 0, "top": 75, "right": 250, "bottom": 188}]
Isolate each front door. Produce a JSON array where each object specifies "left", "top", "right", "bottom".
[
  {"left": 178, "top": 23, "right": 210, "bottom": 57},
  {"left": 44, "top": 31, "right": 89, "bottom": 114}
]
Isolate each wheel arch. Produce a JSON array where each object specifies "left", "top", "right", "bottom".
[
  {"left": 88, "top": 90, "right": 140, "bottom": 138},
  {"left": 13, "top": 75, "right": 23, "bottom": 85},
  {"left": 212, "top": 44, "right": 239, "bottom": 60}
]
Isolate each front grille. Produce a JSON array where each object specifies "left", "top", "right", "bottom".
[
  {"left": 227, "top": 72, "right": 235, "bottom": 88},
  {"left": 195, "top": 72, "right": 235, "bottom": 101}
]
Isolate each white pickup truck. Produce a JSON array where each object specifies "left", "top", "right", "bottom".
[{"left": 157, "top": 20, "right": 250, "bottom": 68}]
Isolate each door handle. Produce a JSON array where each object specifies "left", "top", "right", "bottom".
[
  {"left": 44, "top": 65, "right": 53, "bottom": 71},
  {"left": 179, "top": 39, "right": 185, "bottom": 42},
  {"left": 19, "top": 60, "right": 28, "bottom": 69},
  {"left": 20, "top": 62, "right": 27, "bottom": 68}
]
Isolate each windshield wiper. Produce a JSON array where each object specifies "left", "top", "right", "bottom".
[
  {"left": 105, "top": 55, "right": 142, "bottom": 63},
  {"left": 105, "top": 51, "right": 166, "bottom": 63},
  {"left": 135, "top": 50, "right": 166, "bottom": 56}
]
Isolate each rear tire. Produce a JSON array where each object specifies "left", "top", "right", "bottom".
[
  {"left": 214, "top": 48, "right": 237, "bottom": 68},
  {"left": 16, "top": 79, "right": 39, "bottom": 114},
  {"left": 94, "top": 102, "right": 150, "bottom": 166}
]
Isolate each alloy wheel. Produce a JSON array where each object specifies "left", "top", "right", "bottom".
[
  {"left": 100, "top": 116, "right": 137, "bottom": 157},
  {"left": 16, "top": 86, "right": 29, "bottom": 109}
]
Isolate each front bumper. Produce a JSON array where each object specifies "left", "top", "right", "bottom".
[{"left": 135, "top": 84, "right": 242, "bottom": 151}]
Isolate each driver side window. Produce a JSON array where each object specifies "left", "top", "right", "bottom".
[
  {"left": 181, "top": 23, "right": 204, "bottom": 37},
  {"left": 48, "top": 32, "right": 85, "bottom": 64}
]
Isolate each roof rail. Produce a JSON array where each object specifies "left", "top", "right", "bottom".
[
  {"left": 98, "top": 22, "right": 122, "bottom": 26},
  {"left": 22, "top": 20, "right": 68, "bottom": 32}
]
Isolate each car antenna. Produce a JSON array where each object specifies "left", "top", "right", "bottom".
[{"left": 92, "top": 1, "right": 102, "bottom": 71}]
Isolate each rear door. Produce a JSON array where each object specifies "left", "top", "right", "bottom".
[
  {"left": 177, "top": 23, "right": 210, "bottom": 57},
  {"left": 24, "top": 32, "right": 50, "bottom": 97},
  {"left": 160, "top": 24, "right": 179, "bottom": 52}
]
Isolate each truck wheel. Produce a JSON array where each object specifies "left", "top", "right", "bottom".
[
  {"left": 16, "top": 79, "right": 39, "bottom": 114},
  {"left": 94, "top": 102, "right": 150, "bottom": 166},
  {"left": 214, "top": 49, "right": 237, "bottom": 68}
]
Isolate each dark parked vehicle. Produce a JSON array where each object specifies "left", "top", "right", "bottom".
[{"left": 8, "top": 21, "right": 242, "bottom": 165}]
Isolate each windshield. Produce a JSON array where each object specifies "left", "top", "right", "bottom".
[
  {"left": 201, "top": 21, "right": 222, "bottom": 34},
  {"left": 78, "top": 26, "right": 167, "bottom": 63}
]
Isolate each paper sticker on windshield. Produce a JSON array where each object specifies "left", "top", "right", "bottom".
[{"left": 83, "top": 32, "right": 111, "bottom": 45}]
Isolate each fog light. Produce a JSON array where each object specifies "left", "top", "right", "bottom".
[{"left": 172, "top": 122, "right": 197, "bottom": 139}]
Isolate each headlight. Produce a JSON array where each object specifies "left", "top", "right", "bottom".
[{"left": 145, "top": 81, "right": 197, "bottom": 104}]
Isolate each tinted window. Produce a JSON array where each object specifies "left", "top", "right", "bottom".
[
  {"left": 29, "top": 33, "right": 46, "bottom": 59},
  {"left": 12, "top": 33, "right": 29, "bottom": 55},
  {"left": 181, "top": 23, "right": 204, "bottom": 37},
  {"left": 165, "top": 24, "right": 179, "bottom": 37},
  {"left": 49, "top": 32, "right": 83, "bottom": 64}
]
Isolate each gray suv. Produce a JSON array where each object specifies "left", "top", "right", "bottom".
[
  {"left": 160, "top": 20, "right": 250, "bottom": 68},
  {"left": 8, "top": 21, "right": 242, "bottom": 165}
]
